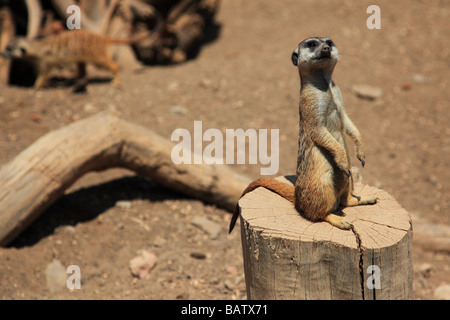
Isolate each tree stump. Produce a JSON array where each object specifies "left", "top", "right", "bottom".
[{"left": 238, "top": 176, "right": 412, "bottom": 300}]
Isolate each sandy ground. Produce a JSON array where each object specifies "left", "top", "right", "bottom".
[{"left": 0, "top": 0, "right": 449, "bottom": 300}]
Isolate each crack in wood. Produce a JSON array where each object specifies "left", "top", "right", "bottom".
[{"left": 351, "top": 225, "right": 365, "bottom": 300}]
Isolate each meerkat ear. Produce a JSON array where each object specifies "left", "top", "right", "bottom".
[{"left": 291, "top": 48, "right": 299, "bottom": 66}]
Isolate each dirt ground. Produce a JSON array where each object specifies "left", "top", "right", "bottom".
[{"left": 0, "top": 0, "right": 449, "bottom": 300}]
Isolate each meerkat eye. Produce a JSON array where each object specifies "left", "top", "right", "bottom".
[
  {"left": 325, "top": 40, "right": 334, "bottom": 47},
  {"left": 307, "top": 41, "right": 317, "bottom": 48}
]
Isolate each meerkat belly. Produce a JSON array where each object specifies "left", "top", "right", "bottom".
[{"left": 326, "top": 106, "right": 345, "bottom": 145}]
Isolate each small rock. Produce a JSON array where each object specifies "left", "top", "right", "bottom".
[
  {"left": 83, "top": 103, "right": 95, "bottom": 112},
  {"left": 417, "top": 263, "right": 433, "bottom": 278},
  {"left": 30, "top": 114, "right": 42, "bottom": 123},
  {"left": 116, "top": 200, "right": 131, "bottom": 210},
  {"left": 191, "top": 216, "right": 221, "bottom": 239},
  {"left": 411, "top": 73, "right": 432, "bottom": 84},
  {"left": 45, "top": 260, "right": 67, "bottom": 292},
  {"left": 62, "top": 226, "right": 76, "bottom": 234},
  {"left": 129, "top": 250, "right": 157, "bottom": 279},
  {"left": 400, "top": 82, "right": 412, "bottom": 91},
  {"left": 190, "top": 252, "right": 206, "bottom": 260},
  {"left": 199, "top": 78, "right": 212, "bottom": 88},
  {"left": 170, "top": 106, "right": 188, "bottom": 115},
  {"left": 168, "top": 81, "right": 179, "bottom": 91},
  {"left": 176, "top": 292, "right": 189, "bottom": 300},
  {"left": 224, "top": 280, "right": 234, "bottom": 291},
  {"left": 434, "top": 284, "right": 450, "bottom": 300},
  {"left": 225, "top": 265, "right": 238, "bottom": 275},
  {"left": 349, "top": 84, "right": 383, "bottom": 100}
]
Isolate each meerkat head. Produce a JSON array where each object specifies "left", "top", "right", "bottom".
[
  {"left": 0, "top": 38, "right": 33, "bottom": 59},
  {"left": 291, "top": 37, "right": 339, "bottom": 71}
]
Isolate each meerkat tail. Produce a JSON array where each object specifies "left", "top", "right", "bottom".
[
  {"left": 106, "top": 32, "right": 150, "bottom": 45},
  {"left": 229, "top": 178, "right": 295, "bottom": 233},
  {"left": 107, "top": 18, "right": 163, "bottom": 45}
]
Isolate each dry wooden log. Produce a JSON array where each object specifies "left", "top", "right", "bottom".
[
  {"left": 25, "top": 0, "right": 43, "bottom": 39},
  {"left": 238, "top": 176, "right": 413, "bottom": 300},
  {"left": 0, "top": 7, "right": 15, "bottom": 85},
  {"left": 410, "top": 212, "right": 450, "bottom": 253},
  {"left": 0, "top": 111, "right": 251, "bottom": 246}
]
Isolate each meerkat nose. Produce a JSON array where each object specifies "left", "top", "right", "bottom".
[{"left": 321, "top": 46, "right": 331, "bottom": 57}]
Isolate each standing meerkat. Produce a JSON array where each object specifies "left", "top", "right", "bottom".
[
  {"left": 1, "top": 29, "right": 151, "bottom": 89},
  {"left": 229, "top": 37, "right": 378, "bottom": 232}
]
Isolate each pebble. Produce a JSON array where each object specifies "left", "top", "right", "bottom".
[
  {"left": 191, "top": 216, "right": 221, "bottom": 239},
  {"left": 170, "top": 106, "right": 188, "bottom": 115},
  {"left": 411, "top": 73, "right": 432, "bottom": 84},
  {"left": 190, "top": 252, "right": 207, "bottom": 260},
  {"left": 30, "top": 114, "right": 42, "bottom": 123},
  {"left": 224, "top": 280, "right": 234, "bottom": 291},
  {"left": 168, "top": 81, "right": 179, "bottom": 91},
  {"left": 116, "top": 200, "right": 132, "bottom": 210},
  {"left": 417, "top": 263, "right": 433, "bottom": 278},
  {"left": 434, "top": 284, "right": 450, "bottom": 300},
  {"left": 129, "top": 250, "right": 157, "bottom": 279},
  {"left": 225, "top": 265, "right": 238, "bottom": 275},
  {"left": 83, "top": 103, "right": 96, "bottom": 112},
  {"left": 45, "top": 260, "right": 67, "bottom": 292},
  {"left": 62, "top": 225, "right": 76, "bottom": 234},
  {"left": 349, "top": 84, "right": 383, "bottom": 100}
]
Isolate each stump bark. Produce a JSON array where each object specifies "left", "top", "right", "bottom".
[{"left": 238, "top": 176, "right": 412, "bottom": 300}]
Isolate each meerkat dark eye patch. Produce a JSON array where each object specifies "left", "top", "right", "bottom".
[
  {"left": 307, "top": 41, "right": 318, "bottom": 48},
  {"left": 291, "top": 51, "right": 298, "bottom": 66},
  {"left": 325, "top": 40, "right": 334, "bottom": 47}
]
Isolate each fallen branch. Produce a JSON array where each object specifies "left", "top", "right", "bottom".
[
  {"left": 0, "top": 111, "right": 251, "bottom": 246},
  {"left": 25, "top": 0, "right": 43, "bottom": 39},
  {"left": 410, "top": 213, "right": 450, "bottom": 253}
]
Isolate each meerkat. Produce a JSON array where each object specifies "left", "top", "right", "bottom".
[
  {"left": 1, "top": 29, "right": 150, "bottom": 89},
  {"left": 229, "top": 37, "right": 378, "bottom": 232}
]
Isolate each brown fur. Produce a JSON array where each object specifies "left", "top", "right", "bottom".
[
  {"left": 229, "top": 37, "right": 378, "bottom": 232},
  {"left": 3, "top": 29, "right": 149, "bottom": 89}
]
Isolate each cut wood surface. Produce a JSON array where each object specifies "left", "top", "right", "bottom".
[
  {"left": 239, "top": 176, "right": 413, "bottom": 300},
  {"left": 0, "top": 111, "right": 251, "bottom": 246}
]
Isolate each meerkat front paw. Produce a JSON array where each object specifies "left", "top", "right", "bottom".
[
  {"left": 356, "top": 151, "right": 366, "bottom": 167},
  {"left": 336, "top": 159, "right": 351, "bottom": 177},
  {"left": 324, "top": 213, "right": 353, "bottom": 230},
  {"left": 338, "top": 164, "right": 351, "bottom": 177},
  {"left": 361, "top": 195, "right": 378, "bottom": 205}
]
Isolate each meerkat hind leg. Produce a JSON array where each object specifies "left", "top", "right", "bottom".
[
  {"left": 93, "top": 58, "right": 120, "bottom": 85},
  {"left": 76, "top": 62, "right": 87, "bottom": 79},
  {"left": 34, "top": 73, "right": 50, "bottom": 89}
]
